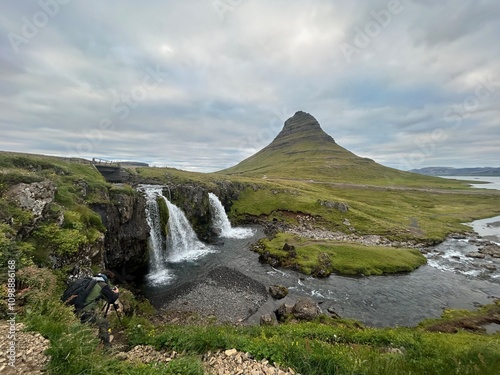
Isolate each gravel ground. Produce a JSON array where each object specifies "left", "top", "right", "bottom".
[
  {"left": 160, "top": 266, "right": 269, "bottom": 324},
  {"left": 0, "top": 322, "right": 50, "bottom": 375}
]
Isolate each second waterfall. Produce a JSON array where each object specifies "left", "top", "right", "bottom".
[{"left": 208, "top": 192, "right": 254, "bottom": 238}]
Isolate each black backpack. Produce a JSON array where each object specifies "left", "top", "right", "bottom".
[{"left": 61, "top": 277, "right": 99, "bottom": 311}]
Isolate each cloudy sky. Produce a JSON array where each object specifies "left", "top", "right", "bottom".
[{"left": 1, "top": 0, "right": 499, "bottom": 172}]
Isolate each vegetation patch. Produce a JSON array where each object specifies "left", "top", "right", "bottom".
[
  {"left": 156, "top": 195, "right": 169, "bottom": 236},
  {"left": 0, "top": 153, "right": 109, "bottom": 266},
  {"left": 254, "top": 233, "right": 427, "bottom": 276},
  {"left": 418, "top": 300, "right": 500, "bottom": 334}
]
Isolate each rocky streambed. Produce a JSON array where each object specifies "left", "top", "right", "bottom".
[{"left": 424, "top": 217, "right": 500, "bottom": 284}]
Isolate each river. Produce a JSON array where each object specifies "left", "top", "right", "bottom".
[{"left": 140, "top": 180, "right": 500, "bottom": 328}]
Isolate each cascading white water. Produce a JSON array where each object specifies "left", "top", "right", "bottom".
[
  {"left": 143, "top": 186, "right": 173, "bottom": 285},
  {"left": 142, "top": 186, "right": 213, "bottom": 285},
  {"left": 164, "top": 198, "right": 213, "bottom": 262},
  {"left": 208, "top": 192, "right": 254, "bottom": 238}
]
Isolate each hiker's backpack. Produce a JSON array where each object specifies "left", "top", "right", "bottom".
[{"left": 61, "top": 277, "right": 99, "bottom": 311}]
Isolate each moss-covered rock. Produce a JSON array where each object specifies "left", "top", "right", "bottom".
[{"left": 156, "top": 195, "right": 169, "bottom": 237}]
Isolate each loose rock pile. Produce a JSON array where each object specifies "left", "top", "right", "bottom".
[
  {"left": 0, "top": 322, "right": 50, "bottom": 375},
  {"left": 203, "top": 349, "right": 299, "bottom": 375},
  {"left": 115, "top": 345, "right": 300, "bottom": 375},
  {"left": 287, "top": 226, "right": 423, "bottom": 248}
]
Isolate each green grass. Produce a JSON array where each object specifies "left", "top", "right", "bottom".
[
  {"left": 256, "top": 233, "right": 427, "bottom": 276},
  {"left": 131, "top": 318, "right": 500, "bottom": 375},
  {"left": 229, "top": 179, "right": 500, "bottom": 243},
  {"left": 5, "top": 265, "right": 500, "bottom": 375}
]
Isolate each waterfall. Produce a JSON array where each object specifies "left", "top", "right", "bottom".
[
  {"left": 164, "top": 199, "right": 213, "bottom": 262},
  {"left": 143, "top": 186, "right": 173, "bottom": 285},
  {"left": 142, "top": 185, "right": 213, "bottom": 285},
  {"left": 208, "top": 192, "right": 254, "bottom": 238}
]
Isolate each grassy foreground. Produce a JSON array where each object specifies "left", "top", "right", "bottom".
[{"left": 3, "top": 267, "right": 499, "bottom": 375}]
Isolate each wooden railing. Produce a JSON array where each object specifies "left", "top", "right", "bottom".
[{"left": 91, "top": 158, "right": 121, "bottom": 167}]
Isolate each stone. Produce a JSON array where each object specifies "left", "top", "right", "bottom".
[
  {"left": 480, "top": 244, "right": 500, "bottom": 258},
  {"left": 115, "top": 352, "right": 129, "bottom": 361},
  {"left": 327, "top": 307, "right": 341, "bottom": 319},
  {"left": 269, "top": 285, "right": 289, "bottom": 299},
  {"left": 225, "top": 349, "right": 238, "bottom": 356},
  {"left": 311, "top": 253, "right": 332, "bottom": 278},
  {"left": 317, "top": 200, "right": 349, "bottom": 212},
  {"left": 292, "top": 297, "right": 322, "bottom": 321},
  {"left": 260, "top": 314, "right": 277, "bottom": 326},
  {"left": 467, "top": 252, "right": 486, "bottom": 259},
  {"left": 275, "top": 303, "right": 294, "bottom": 322}
]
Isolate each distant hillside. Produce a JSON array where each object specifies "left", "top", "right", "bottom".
[
  {"left": 219, "top": 111, "right": 449, "bottom": 186},
  {"left": 411, "top": 167, "right": 500, "bottom": 177}
]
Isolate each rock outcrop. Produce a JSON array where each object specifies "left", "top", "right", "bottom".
[
  {"left": 275, "top": 298, "right": 322, "bottom": 322},
  {"left": 91, "top": 191, "right": 150, "bottom": 281},
  {"left": 4, "top": 180, "right": 56, "bottom": 238}
]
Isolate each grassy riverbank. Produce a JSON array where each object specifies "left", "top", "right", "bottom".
[
  {"left": 253, "top": 233, "right": 427, "bottom": 276},
  {"left": 5, "top": 267, "right": 500, "bottom": 375}
]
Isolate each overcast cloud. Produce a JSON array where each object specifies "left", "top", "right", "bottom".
[{"left": 1, "top": 0, "right": 499, "bottom": 172}]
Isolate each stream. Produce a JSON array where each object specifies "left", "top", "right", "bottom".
[{"left": 140, "top": 180, "right": 500, "bottom": 328}]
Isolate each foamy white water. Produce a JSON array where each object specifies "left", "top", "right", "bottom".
[
  {"left": 142, "top": 186, "right": 172, "bottom": 285},
  {"left": 208, "top": 192, "right": 254, "bottom": 238},
  {"left": 165, "top": 198, "right": 214, "bottom": 262}
]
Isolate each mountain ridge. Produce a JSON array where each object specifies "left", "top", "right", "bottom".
[{"left": 411, "top": 167, "right": 500, "bottom": 177}]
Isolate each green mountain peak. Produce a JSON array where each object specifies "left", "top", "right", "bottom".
[{"left": 219, "top": 111, "right": 427, "bottom": 184}]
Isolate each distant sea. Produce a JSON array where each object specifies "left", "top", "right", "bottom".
[{"left": 439, "top": 176, "right": 500, "bottom": 190}]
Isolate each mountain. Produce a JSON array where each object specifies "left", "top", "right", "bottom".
[
  {"left": 219, "top": 111, "right": 432, "bottom": 184},
  {"left": 411, "top": 167, "right": 500, "bottom": 177}
]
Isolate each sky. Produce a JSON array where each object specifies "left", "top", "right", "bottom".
[{"left": 1, "top": 0, "right": 499, "bottom": 172}]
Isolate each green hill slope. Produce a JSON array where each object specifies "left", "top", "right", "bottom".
[{"left": 219, "top": 111, "right": 447, "bottom": 186}]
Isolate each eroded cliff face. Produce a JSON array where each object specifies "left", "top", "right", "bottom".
[
  {"left": 91, "top": 191, "right": 150, "bottom": 281},
  {"left": 1, "top": 180, "right": 150, "bottom": 281}
]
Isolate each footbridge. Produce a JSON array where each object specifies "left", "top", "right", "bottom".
[{"left": 92, "top": 158, "right": 130, "bottom": 183}]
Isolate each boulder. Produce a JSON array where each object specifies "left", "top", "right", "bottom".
[
  {"left": 292, "top": 297, "right": 322, "bottom": 321},
  {"left": 317, "top": 200, "right": 349, "bottom": 212},
  {"left": 275, "top": 303, "right": 294, "bottom": 322},
  {"left": 311, "top": 253, "right": 333, "bottom": 278},
  {"left": 260, "top": 314, "right": 277, "bottom": 326},
  {"left": 269, "top": 285, "right": 288, "bottom": 300},
  {"left": 258, "top": 252, "right": 281, "bottom": 268}
]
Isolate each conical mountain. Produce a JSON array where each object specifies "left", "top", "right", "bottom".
[{"left": 219, "top": 111, "right": 418, "bottom": 183}]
